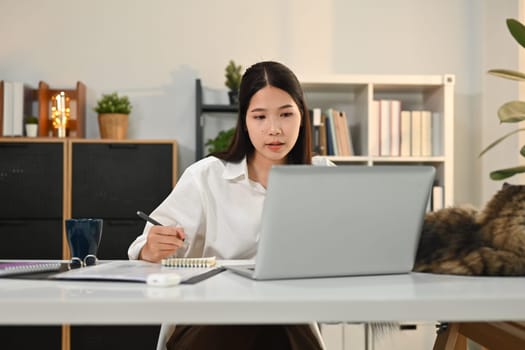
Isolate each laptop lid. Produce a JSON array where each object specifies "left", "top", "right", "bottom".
[{"left": 249, "top": 165, "right": 435, "bottom": 280}]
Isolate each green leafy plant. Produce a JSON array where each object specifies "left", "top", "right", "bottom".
[
  {"left": 94, "top": 92, "right": 132, "bottom": 114},
  {"left": 224, "top": 60, "right": 242, "bottom": 91},
  {"left": 205, "top": 127, "right": 235, "bottom": 154},
  {"left": 25, "top": 115, "right": 39, "bottom": 124},
  {"left": 480, "top": 18, "right": 525, "bottom": 180}
]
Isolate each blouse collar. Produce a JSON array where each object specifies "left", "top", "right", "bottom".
[
  {"left": 222, "top": 156, "right": 248, "bottom": 182},
  {"left": 222, "top": 157, "right": 266, "bottom": 193}
]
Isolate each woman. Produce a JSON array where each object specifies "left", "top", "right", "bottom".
[{"left": 128, "top": 61, "right": 328, "bottom": 349}]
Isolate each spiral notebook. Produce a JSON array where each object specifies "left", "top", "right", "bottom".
[
  {"left": 161, "top": 256, "right": 216, "bottom": 268},
  {"left": 52, "top": 258, "right": 224, "bottom": 284},
  {"left": 0, "top": 261, "right": 62, "bottom": 277}
]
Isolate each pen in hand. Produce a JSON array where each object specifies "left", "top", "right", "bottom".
[
  {"left": 136, "top": 210, "right": 163, "bottom": 226},
  {"left": 136, "top": 211, "right": 187, "bottom": 243}
]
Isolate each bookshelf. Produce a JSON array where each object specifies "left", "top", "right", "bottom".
[
  {"left": 195, "top": 79, "right": 237, "bottom": 159},
  {"left": 196, "top": 75, "right": 455, "bottom": 207},
  {"left": 301, "top": 74, "right": 455, "bottom": 207},
  {"left": 306, "top": 74, "right": 454, "bottom": 350}
]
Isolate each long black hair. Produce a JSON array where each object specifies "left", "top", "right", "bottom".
[{"left": 212, "top": 61, "right": 312, "bottom": 164}]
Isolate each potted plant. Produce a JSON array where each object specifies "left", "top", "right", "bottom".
[
  {"left": 225, "top": 60, "right": 242, "bottom": 105},
  {"left": 25, "top": 115, "right": 39, "bottom": 137},
  {"left": 94, "top": 92, "right": 132, "bottom": 139},
  {"left": 205, "top": 127, "right": 235, "bottom": 154},
  {"left": 480, "top": 18, "right": 525, "bottom": 180}
]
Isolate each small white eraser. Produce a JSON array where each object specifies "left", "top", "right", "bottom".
[{"left": 147, "top": 272, "right": 182, "bottom": 287}]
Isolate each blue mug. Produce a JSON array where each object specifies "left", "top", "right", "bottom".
[{"left": 65, "top": 218, "right": 103, "bottom": 267}]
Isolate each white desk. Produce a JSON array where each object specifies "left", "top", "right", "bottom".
[{"left": 1, "top": 270, "right": 524, "bottom": 325}]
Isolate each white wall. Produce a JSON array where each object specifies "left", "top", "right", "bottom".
[{"left": 0, "top": 0, "right": 520, "bottom": 207}]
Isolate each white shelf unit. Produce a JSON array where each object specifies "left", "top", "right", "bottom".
[
  {"left": 305, "top": 75, "right": 453, "bottom": 350},
  {"left": 301, "top": 74, "right": 455, "bottom": 207},
  {"left": 321, "top": 322, "right": 438, "bottom": 350}
]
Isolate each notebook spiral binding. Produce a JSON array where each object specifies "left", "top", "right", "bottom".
[
  {"left": 161, "top": 256, "right": 216, "bottom": 268},
  {"left": 0, "top": 262, "right": 62, "bottom": 276}
]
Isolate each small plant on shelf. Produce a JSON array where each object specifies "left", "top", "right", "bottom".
[
  {"left": 24, "top": 115, "right": 39, "bottom": 137},
  {"left": 25, "top": 115, "right": 39, "bottom": 124},
  {"left": 94, "top": 92, "right": 132, "bottom": 139},
  {"left": 205, "top": 127, "right": 235, "bottom": 154},
  {"left": 224, "top": 60, "right": 242, "bottom": 105},
  {"left": 94, "top": 92, "right": 132, "bottom": 114}
]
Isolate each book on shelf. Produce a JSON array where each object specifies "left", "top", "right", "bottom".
[
  {"left": 330, "top": 108, "right": 340, "bottom": 155},
  {"left": 332, "top": 109, "right": 345, "bottom": 155},
  {"left": 432, "top": 185, "right": 444, "bottom": 211},
  {"left": 317, "top": 108, "right": 354, "bottom": 157},
  {"left": 324, "top": 109, "right": 337, "bottom": 155},
  {"left": 421, "top": 110, "right": 432, "bottom": 156},
  {"left": 1, "top": 81, "right": 35, "bottom": 136},
  {"left": 341, "top": 110, "right": 354, "bottom": 156},
  {"left": 310, "top": 108, "right": 322, "bottom": 155},
  {"left": 411, "top": 110, "right": 422, "bottom": 156},
  {"left": 372, "top": 105, "right": 440, "bottom": 158},
  {"left": 52, "top": 259, "right": 224, "bottom": 284},
  {"left": 1, "top": 81, "right": 13, "bottom": 136},
  {"left": 318, "top": 114, "right": 327, "bottom": 155},
  {"left": 12, "top": 82, "right": 24, "bottom": 136},
  {"left": 332, "top": 109, "right": 354, "bottom": 156},
  {"left": 400, "top": 110, "right": 412, "bottom": 156},
  {"left": 370, "top": 100, "right": 380, "bottom": 156},
  {"left": 390, "top": 100, "right": 401, "bottom": 156},
  {"left": 432, "top": 112, "right": 442, "bottom": 156},
  {"left": 378, "top": 100, "right": 391, "bottom": 156}
]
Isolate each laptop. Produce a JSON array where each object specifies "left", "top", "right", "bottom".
[{"left": 225, "top": 165, "right": 435, "bottom": 280}]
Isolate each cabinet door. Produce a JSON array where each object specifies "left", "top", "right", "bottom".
[
  {"left": 71, "top": 325, "right": 160, "bottom": 350},
  {"left": 0, "top": 142, "right": 63, "bottom": 219},
  {"left": 0, "top": 219, "right": 62, "bottom": 259},
  {"left": 97, "top": 219, "right": 145, "bottom": 259},
  {"left": 0, "top": 326, "right": 62, "bottom": 350},
  {"left": 71, "top": 142, "right": 174, "bottom": 219},
  {"left": 0, "top": 141, "right": 64, "bottom": 259}
]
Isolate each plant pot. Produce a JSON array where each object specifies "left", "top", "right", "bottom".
[
  {"left": 98, "top": 113, "right": 129, "bottom": 139},
  {"left": 25, "top": 124, "right": 38, "bottom": 137},
  {"left": 228, "top": 90, "right": 239, "bottom": 105}
]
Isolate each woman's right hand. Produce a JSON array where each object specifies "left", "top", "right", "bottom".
[{"left": 139, "top": 225, "right": 186, "bottom": 263}]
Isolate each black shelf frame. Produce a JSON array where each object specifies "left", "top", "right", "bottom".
[{"left": 195, "top": 79, "right": 238, "bottom": 159}]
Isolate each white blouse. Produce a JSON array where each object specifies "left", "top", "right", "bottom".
[
  {"left": 127, "top": 155, "right": 333, "bottom": 350},
  {"left": 128, "top": 155, "right": 333, "bottom": 260}
]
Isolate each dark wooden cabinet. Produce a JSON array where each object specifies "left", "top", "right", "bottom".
[
  {"left": 71, "top": 325, "right": 160, "bottom": 350},
  {"left": 68, "top": 140, "right": 177, "bottom": 350},
  {"left": 0, "top": 219, "right": 63, "bottom": 259},
  {"left": 70, "top": 142, "right": 174, "bottom": 219},
  {"left": 0, "top": 140, "right": 65, "bottom": 259},
  {"left": 69, "top": 141, "right": 176, "bottom": 260},
  {"left": 95, "top": 219, "right": 146, "bottom": 259},
  {"left": 2, "top": 326, "right": 63, "bottom": 350},
  {"left": 0, "top": 139, "right": 66, "bottom": 350},
  {"left": 0, "top": 138, "right": 178, "bottom": 350}
]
